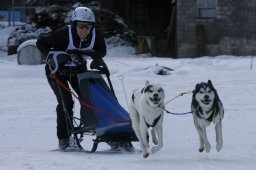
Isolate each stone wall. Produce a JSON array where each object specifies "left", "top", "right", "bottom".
[
  {"left": 176, "top": 0, "right": 197, "bottom": 57},
  {"left": 177, "top": 0, "right": 256, "bottom": 58}
]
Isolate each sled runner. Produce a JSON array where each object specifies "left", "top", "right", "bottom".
[{"left": 46, "top": 51, "right": 137, "bottom": 152}]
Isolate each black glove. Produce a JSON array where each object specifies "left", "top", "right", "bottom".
[{"left": 90, "top": 58, "right": 104, "bottom": 70}]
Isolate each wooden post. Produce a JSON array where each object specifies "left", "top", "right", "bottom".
[
  {"left": 196, "top": 24, "right": 206, "bottom": 57},
  {"left": 137, "top": 36, "right": 146, "bottom": 53},
  {"left": 251, "top": 56, "right": 253, "bottom": 70}
]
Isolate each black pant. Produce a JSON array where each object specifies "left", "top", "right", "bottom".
[{"left": 46, "top": 73, "right": 80, "bottom": 140}]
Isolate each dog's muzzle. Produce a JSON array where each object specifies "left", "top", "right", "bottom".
[
  {"left": 150, "top": 94, "right": 161, "bottom": 104},
  {"left": 201, "top": 99, "right": 211, "bottom": 105},
  {"left": 201, "top": 95, "right": 212, "bottom": 105}
]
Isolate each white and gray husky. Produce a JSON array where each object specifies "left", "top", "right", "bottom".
[
  {"left": 128, "top": 81, "right": 165, "bottom": 158},
  {"left": 191, "top": 80, "right": 224, "bottom": 153}
]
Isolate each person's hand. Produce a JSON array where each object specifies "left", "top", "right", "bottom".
[{"left": 90, "top": 58, "right": 104, "bottom": 70}]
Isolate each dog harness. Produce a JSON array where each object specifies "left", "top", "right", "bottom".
[
  {"left": 132, "top": 93, "right": 135, "bottom": 103},
  {"left": 144, "top": 114, "right": 162, "bottom": 128},
  {"left": 196, "top": 105, "right": 217, "bottom": 122}
]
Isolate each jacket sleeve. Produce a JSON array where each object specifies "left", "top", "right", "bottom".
[
  {"left": 36, "top": 26, "right": 69, "bottom": 57},
  {"left": 92, "top": 30, "right": 106, "bottom": 59}
]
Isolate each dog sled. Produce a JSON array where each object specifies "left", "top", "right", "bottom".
[{"left": 46, "top": 51, "right": 137, "bottom": 152}]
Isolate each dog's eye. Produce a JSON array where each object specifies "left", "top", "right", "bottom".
[
  {"left": 158, "top": 89, "right": 163, "bottom": 92},
  {"left": 199, "top": 91, "right": 204, "bottom": 93},
  {"left": 149, "top": 90, "right": 153, "bottom": 93},
  {"left": 208, "top": 90, "right": 212, "bottom": 93}
]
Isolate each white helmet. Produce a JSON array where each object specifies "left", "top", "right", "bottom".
[{"left": 72, "top": 7, "right": 95, "bottom": 23}]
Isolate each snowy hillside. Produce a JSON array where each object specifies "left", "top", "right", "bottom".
[{"left": 0, "top": 25, "right": 256, "bottom": 170}]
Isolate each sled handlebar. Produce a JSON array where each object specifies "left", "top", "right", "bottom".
[
  {"left": 97, "top": 61, "right": 110, "bottom": 76},
  {"left": 66, "top": 50, "right": 110, "bottom": 76},
  {"left": 66, "top": 49, "right": 95, "bottom": 56}
]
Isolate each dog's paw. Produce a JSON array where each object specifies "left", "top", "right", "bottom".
[
  {"left": 216, "top": 143, "right": 223, "bottom": 152},
  {"left": 143, "top": 152, "right": 149, "bottom": 158},
  {"left": 152, "top": 139, "right": 158, "bottom": 145},
  {"left": 198, "top": 146, "right": 204, "bottom": 152},
  {"left": 205, "top": 144, "right": 211, "bottom": 153},
  {"left": 151, "top": 145, "right": 162, "bottom": 153}
]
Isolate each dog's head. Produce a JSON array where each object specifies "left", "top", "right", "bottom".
[
  {"left": 192, "top": 80, "right": 219, "bottom": 108},
  {"left": 143, "top": 81, "right": 165, "bottom": 107}
]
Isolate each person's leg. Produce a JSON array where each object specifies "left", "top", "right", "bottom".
[
  {"left": 46, "top": 74, "right": 74, "bottom": 142},
  {"left": 68, "top": 75, "right": 80, "bottom": 96}
]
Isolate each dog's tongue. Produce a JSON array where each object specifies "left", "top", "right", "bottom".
[
  {"left": 203, "top": 100, "right": 210, "bottom": 104},
  {"left": 153, "top": 98, "right": 159, "bottom": 103}
]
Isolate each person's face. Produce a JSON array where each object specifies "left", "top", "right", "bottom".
[{"left": 76, "top": 22, "right": 93, "bottom": 40}]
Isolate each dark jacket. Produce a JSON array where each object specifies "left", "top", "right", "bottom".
[
  {"left": 36, "top": 25, "right": 106, "bottom": 74},
  {"left": 36, "top": 25, "right": 106, "bottom": 59}
]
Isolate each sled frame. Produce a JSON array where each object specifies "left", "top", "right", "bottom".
[{"left": 55, "top": 68, "right": 136, "bottom": 152}]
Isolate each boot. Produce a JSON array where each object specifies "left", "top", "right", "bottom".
[{"left": 58, "top": 138, "right": 69, "bottom": 149}]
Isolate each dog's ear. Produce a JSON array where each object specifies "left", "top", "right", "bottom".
[
  {"left": 209, "top": 80, "right": 221, "bottom": 102},
  {"left": 191, "top": 92, "right": 198, "bottom": 108},
  {"left": 195, "top": 83, "right": 200, "bottom": 92},
  {"left": 207, "top": 80, "right": 212, "bottom": 86},
  {"left": 141, "top": 87, "right": 145, "bottom": 93},
  {"left": 207, "top": 80, "right": 215, "bottom": 90},
  {"left": 144, "top": 85, "right": 153, "bottom": 93},
  {"left": 159, "top": 87, "right": 164, "bottom": 93},
  {"left": 145, "top": 80, "right": 150, "bottom": 86},
  {"left": 192, "top": 83, "right": 200, "bottom": 99}
]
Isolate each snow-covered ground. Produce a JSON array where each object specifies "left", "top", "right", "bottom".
[{"left": 0, "top": 24, "right": 256, "bottom": 170}]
